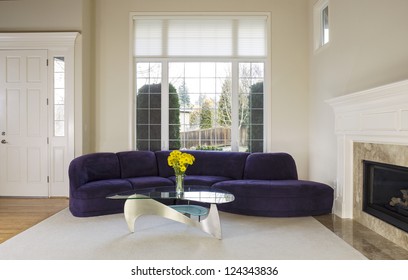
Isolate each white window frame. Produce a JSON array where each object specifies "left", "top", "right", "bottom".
[
  {"left": 129, "top": 12, "right": 271, "bottom": 152},
  {"left": 313, "top": 0, "right": 330, "bottom": 52}
]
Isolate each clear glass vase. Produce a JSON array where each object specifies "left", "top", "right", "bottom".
[{"left": 175, "top": 174, "right": 184, "bottom": 197}]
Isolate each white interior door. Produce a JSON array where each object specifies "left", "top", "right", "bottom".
[{"left": 0, "top": 50, "right": 49, "bottom": 196}]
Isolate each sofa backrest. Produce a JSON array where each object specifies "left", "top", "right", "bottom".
[
  {"left": 68, "top": 152, "right": 121, "bottom": 189},
  {"left": 243, "top": 152, "right": 298, "bottom": 180},
  {"left": 155, "top": 150, "right": 249, "bottom": 179},
  {"left": 116, "top": 151, "right": 159, "bottom": 178}
]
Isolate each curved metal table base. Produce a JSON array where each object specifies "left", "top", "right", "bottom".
[{"left": 124, "top": 198, "right": 222, "bottom": 239}]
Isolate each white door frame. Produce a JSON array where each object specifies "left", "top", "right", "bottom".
[{"left": 0, "top": 32, "right": 80, "bottom": 197}]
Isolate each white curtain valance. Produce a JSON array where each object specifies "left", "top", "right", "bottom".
[{"left": 133, "top": 15, "right": 268, "bottom": 58}]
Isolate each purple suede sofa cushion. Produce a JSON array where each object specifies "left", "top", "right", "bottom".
[
  {"left": 169, "top": 175, "right": 232, "bottom": 187},
  {"left": 73, "top": 179, "right": 133, "bottom": 199},
  {"left": 126, "top": 176, "right": 174, "bottom": 189},
  {"left": 117, "top": 151, "right": 174, "bottom": 189},
  {"left": 69, "top": 197, "right": 126, "bottom": 217},
  {"left": 155, "top": 150, "right": 249, "bottom": 180},
  {"left": 117, "top": 151, "right": 159, "bottom": 178},
  {"left": 244, "top": 152, "right": 298, "bottom": 180},
  {"left": 68, "top": 152, "right": 121, "bottom": 191},
  {"left": 213, "top": 179, "right": 334, "bottom": 217}
]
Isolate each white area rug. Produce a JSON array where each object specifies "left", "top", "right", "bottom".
[{"left": 0, "top": 208, "right": 367, "bottom": 260}]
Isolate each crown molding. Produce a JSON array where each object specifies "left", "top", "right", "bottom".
[{"left": 0, "top": 32, "right": 79, "bottom": 48}]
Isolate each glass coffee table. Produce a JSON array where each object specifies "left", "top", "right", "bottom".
[{"left": 107, "top": 186, "right": 235, "bottom": 239}]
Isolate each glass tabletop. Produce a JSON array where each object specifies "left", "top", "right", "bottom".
[{"left": 107, "top": 185, "right": 235, "bottom": 204}]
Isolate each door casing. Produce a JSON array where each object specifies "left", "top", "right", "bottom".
[{"left": 0, "top": 32, "right": 79, "bottom": 197}]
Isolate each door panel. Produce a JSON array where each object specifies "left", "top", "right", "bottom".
[
  {"left": 6, "top": 89, "right": 21, "bottom": 135},
  {"left": 0, "top": 50, "right": 49, "bottom": 196},
  {"left": 6, "top": 147, "right": 20, "bottom": 182},
  {"left": 6, "top": 57, "right": 21, "bottom": 82}
]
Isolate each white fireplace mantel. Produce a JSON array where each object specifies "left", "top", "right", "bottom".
[{"left": 327, "top": 80, "right": 408, "bottom": 218}]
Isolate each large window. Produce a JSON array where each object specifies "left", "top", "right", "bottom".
[{"left": 133, "top": 14, "right": 269, "bottom": 152}]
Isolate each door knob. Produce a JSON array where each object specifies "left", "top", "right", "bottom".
[{"left": 1, "top": 140, "right": 7, "bottom": 144}]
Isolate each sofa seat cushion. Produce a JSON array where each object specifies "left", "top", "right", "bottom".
[
  {"left": 126, "top": 176, "right": 174, "bottom": 189},
  {"left": 72, "top": 179, "right": 133, "bottom": 199},
  {"left": 213, "top": 180, "right": 334, "bottom": 217},
  {"left": 169, "top": 175, "right": 232, "bottom": 187}
]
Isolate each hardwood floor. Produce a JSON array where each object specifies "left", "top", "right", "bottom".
[
  {"left": 0, "top": 197, "right": 68, "bottom": 244},
  {"left": 1, "top": 197, "right": 408, "bottom": 259}
]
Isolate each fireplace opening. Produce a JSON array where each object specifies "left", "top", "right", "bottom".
[{"left": 363, "top": 160, "right": 408, "bottom": 233}]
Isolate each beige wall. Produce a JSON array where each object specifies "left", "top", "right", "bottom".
[
  {"left": 308, "top": 0, "right": 408, "bottom": 185},
  {"left": 94, "top": 0, "right": 310, "bottom": 178},
  {"left": 0, "top": 0, "right": 82, "bottom": 31},
  {"left": 81, "top": 0, "right": 95, "bottom": 155}
]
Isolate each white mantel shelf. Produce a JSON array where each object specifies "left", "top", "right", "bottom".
[{"left": 327, "top": 79, "right": 408, "bottom": 218}]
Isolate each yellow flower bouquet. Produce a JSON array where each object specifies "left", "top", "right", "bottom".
[{"left": 167, "top": 150, "right": 195, "bottom": 194}]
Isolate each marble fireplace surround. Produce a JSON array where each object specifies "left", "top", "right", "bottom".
[{"left": 327, "top": 80, "right": 408, "bottom": 250}]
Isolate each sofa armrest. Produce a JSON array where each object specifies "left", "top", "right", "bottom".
[{"left": 68, "top": 152, "right": 121, "bottom": 192}]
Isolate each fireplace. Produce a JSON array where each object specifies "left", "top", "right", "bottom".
[
  {"left": 328, "top": 80, "right": 408, "bottom": 250},
  {"left": 363, "top": 160, "right": 408, "bottom": 233}
]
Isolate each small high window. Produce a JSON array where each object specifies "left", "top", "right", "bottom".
[
  {"left": 314, "top": 0, "right": 330, "bottom": 51},
  {"left": 322, "top": 5, "right": 329, "bottom": 45}
]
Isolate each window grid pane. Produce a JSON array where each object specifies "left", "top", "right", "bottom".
[
  {"left": 136, "top": 62, "right": 162, "bottom": 151},
  {"left": 53, "top": 57, "right": 65, "bottom": 137},
  {"left": 239, "top": 62, "right": 264, "bottom": 152},
  {"left": 169, "top": 62, "right": 233, "bottom": 151}
]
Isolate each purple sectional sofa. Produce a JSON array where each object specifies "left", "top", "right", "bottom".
[{"left": 69, "top": 150, "right": 334, "bottom": 217}]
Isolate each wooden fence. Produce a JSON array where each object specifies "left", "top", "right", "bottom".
[{"left": 180, "top": 127, "right": 248, "bottom": 149}]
